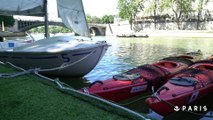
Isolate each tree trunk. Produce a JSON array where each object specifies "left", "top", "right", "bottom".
[
  {"left": 154, "top": 1, "right": 157, "bottom": 30},
  {"left": 197, "top": 13, "right": 201, "bottom": 30},
  {"left": 130, "top": 23, "right": 133, "bottom": 30},
  {"left": 154, "top": 11, "right": 156, "bottom": 30},
  {"left": 177, "top": 19, "right": 181, "bottom": 30},
  {"left": 129, "top": 19, "right": 133, "bottom": 30},
  {"left": 197, "top": 0, "right": 204, "bottom": 30}
]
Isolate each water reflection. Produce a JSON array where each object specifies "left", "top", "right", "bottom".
[
  {"left": 60, "top": 36, "right": 213, "bottom": 120},
  {"left": 83, "top": 36, "right": 213, "bottom": 82}
]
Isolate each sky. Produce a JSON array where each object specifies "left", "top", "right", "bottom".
[
  {"left": 82, "top": 0, "right": 118, "bottom": 17},
  {"left": 14, "top": 0, "right": 119, "bottom": 20},
  {"left": 47, "top": 0, "right": 119, "bottom": 19}
]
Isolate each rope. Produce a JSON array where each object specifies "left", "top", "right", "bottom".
[
  {"left": 34, "top": 73, "right": 150, "bottom": 120},
  {"left": 0, "top": 69, "right": 37, "bottom": 78},
  {"left": 26, "top": 32, "right": 36, "bottom": 42},
  {"left": 3, "top": 62, "right": 149, "bottom": 120},
  {"left": 60, "top": 84, "right": 149, "bottom": 120},
  {"left": 37, "top": 49, "right": 96, "bottom": 72},
  {"left": 118, "top": 95, "right": 151, "bottom": 106},
  {"left": 0, "top": 62, "right": 40, "bottom": 78},
  {"left": 0, "top": 61, "right": 4, "bottom": 65},
  {"left": 6, "top": 61, "right": 28, "bottom": 71},
  {"left": 3, "top": 61, "right": 212, "bottom": 118},
  {"left": 3, "top": 49, "right": 96, "bottom": 74},
  {"left": 0, "top": 48, "right": 97, "bottom": 80}
]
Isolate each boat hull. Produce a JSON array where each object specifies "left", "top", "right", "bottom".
[
  {"left": 0, "top": 43, "right": 109, "bottom": 77},
  {"left": 146, "top": 61, "right": 213, "bottom": 116},
  {"left": 81, "top": 56, "right": 194, "bottom": 102}
]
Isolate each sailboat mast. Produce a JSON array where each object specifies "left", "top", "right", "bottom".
[{"left": 44, "top": 0, "right": 49, "bottom": 38}]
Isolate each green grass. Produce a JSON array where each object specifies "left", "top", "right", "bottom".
[{"left": 0, "top": 64, "right": 147, "bottom": 120}]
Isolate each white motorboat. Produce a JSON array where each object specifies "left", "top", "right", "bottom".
[{"left": 0, "top": 0, "right": 110, "bottom": 77}]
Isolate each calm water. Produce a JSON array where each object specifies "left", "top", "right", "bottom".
[{"left": 60, "top": 36, "right": 213, "bottom": 120}]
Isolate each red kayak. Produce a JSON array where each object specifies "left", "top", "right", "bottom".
[
  {"left": 146, "top": 60, "right": 213, "bottom": 116},
  {"left": 81, "top": 56, "right": 194, "bottom": 102}
]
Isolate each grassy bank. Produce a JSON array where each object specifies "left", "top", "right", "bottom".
[{"left": 0, "top": 63, "right": 148, "bottom": 120}]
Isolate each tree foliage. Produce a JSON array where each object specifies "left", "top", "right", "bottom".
[
  {"left": 197, "top": 0, "right": 210, "bottom": 29},
  {"left": 0, "top": 15, "right": 15, "bottom": 28},
  {"left": 86, "top": 14, "right": 101, "bottom": 23},
  {"left": 145, "top": 0, "right": 160, "bottom": 29},
  {"left": 29, "top": 26, "right": 71, "bottom": 33},
  {"left": 86, "top": 14, "right": 114, "bottom": 24},
  {"left": 101, "top": 15, "right": 114, "bottom": 24},
  {"left": 116, "top": 0, "right": 212, "bottom": 30},
  {"left": 159, "top": 0, "right": 195, "bottom": 29},
  {"left": 118, "top": 0, "right": 144, "bottom": 29},
  {"left": 145, "top": 0, "right": 159, "bottom": 15},
  {"left": 197, "top": 0, "right": 209, "bottom": 14}
]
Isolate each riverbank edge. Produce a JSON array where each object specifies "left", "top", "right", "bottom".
[
  {"left": 140, "top": 30, "right": 213, "bottom": 38},
  {"left": 0, "top": 63, "right": 150, "bottom": 120},
  {"left": 106, "top": 24, "right": 213, "bottom": 37}
]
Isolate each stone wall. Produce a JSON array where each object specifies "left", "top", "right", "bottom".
[
  {"left": 134, "top": 21, "right": 213, "bottom": 31},
  {"left": 106, "top": 21, "right": 213, "bottom": 36}
]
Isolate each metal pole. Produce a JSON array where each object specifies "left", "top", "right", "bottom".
[
  {"left": 44, "top": 0, "right": 49, "bottom": 38},
  {"left": 1, "top": 21, "right": 5, "bottom": 32},
  {"left": 1, "top": 20, "right": 5, "bottom": 41}
]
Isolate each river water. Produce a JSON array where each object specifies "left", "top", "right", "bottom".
[{"left": 58, "top": 36, "right": 213, "bottom": 120}]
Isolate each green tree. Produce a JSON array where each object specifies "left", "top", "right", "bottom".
[
  {"left": 101, "top": 15, "right": 114, "bottom": 24},
  {"left": 145, "top": 0, "right": 160, "bottom": 29},
  {"left": 86, "top": 14, "right": 101, "bottom": 24},
  {"left": 29, "top": 25, "right": 71, "bottom": 34},
  {"left": 86, "top": 14, "right": 92, "bottom": 23},
  {"left": 36, "top": 26, "right": 44, "bottom": 33},
  {"left": 160, "top": 0, "right": 194, "bottom": 29},
  {"left": 197, "top": 0, "right": 209, "bottom": 30},
  {"left": 0, "top": 15, "right": 15, "bottom": 31},
  {"left": 91, "top": 16, "right": 101, "bottom": 23},
  {"left": 49, "top": 26, "right": 58, "bottom": 34},
  {"left": 118, "top": 0, "right": 144, "bottom": 30}
]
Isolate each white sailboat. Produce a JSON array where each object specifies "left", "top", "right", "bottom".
[{"left": 0, "top": 0, "right": 110, "bottom": 77}]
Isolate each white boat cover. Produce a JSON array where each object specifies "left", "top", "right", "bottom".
[
  {"left": 0, "top": 0, "right": 44, "bottom": 16},
  {"left": 11, "top": 36, "right": 99, "bottom": 53}
]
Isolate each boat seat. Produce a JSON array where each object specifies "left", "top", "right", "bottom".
[
  {"left": 89, "top": 81, "right": 104, "bottom": 88},
  {"left": 178, "top": 55, "right": 194, "bottom": 59},
  {"left": 194, "top": 60, "right": 213, "bottom": 64},
  {"left": 195, "top": 65, "right": 213, "bottom": 71},
  {"left": 169, "top": 77, "right": 198, "bottom": 86},
  {"left": 162, "top": 57, "right": 193, "bottom": 65},
  {"left": 156, "top": 61, "right": 177, "bottom": 68},
  {"left": 113, "top": 73, "right": 140, "bottom": 81},
  {"left": 192, "top": 60, "right": 213, "bottom": 71}
]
